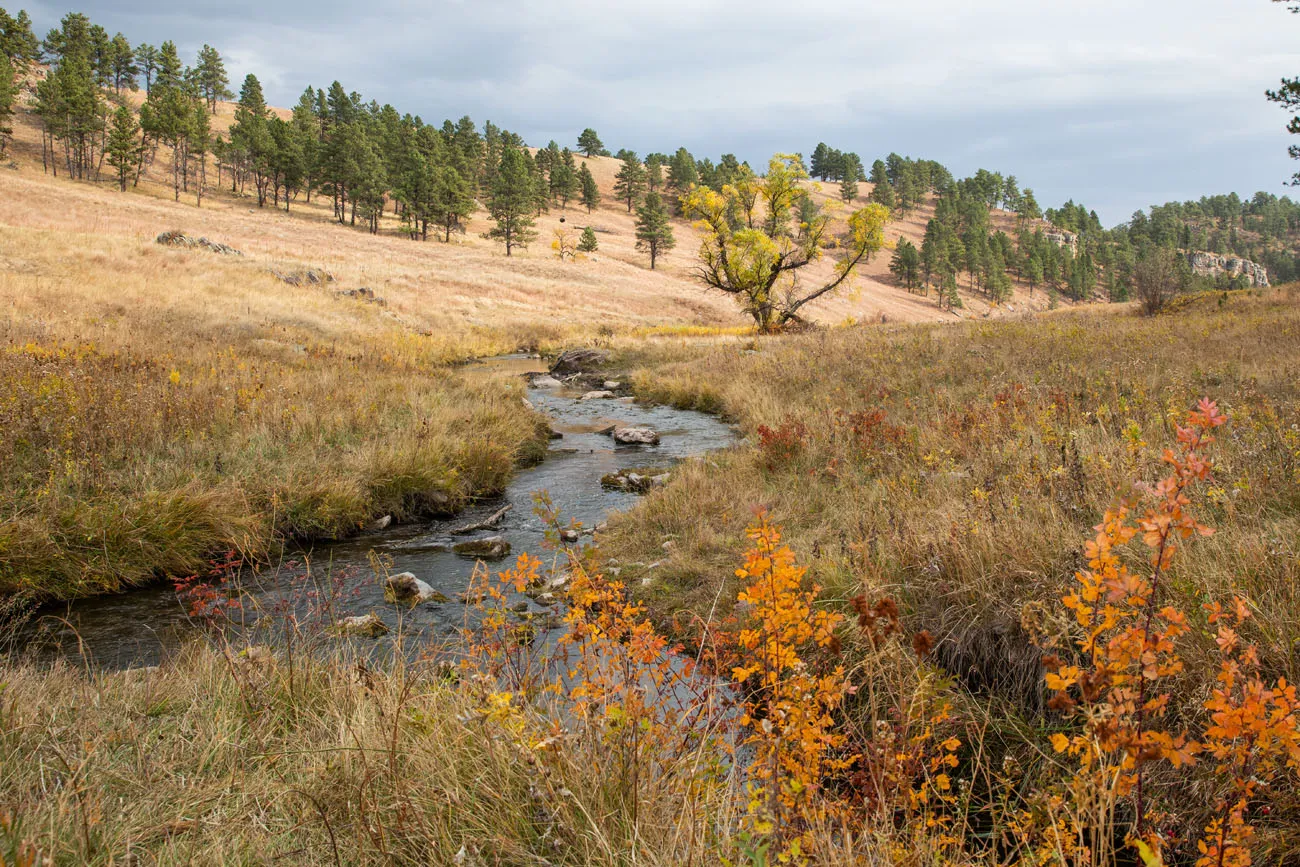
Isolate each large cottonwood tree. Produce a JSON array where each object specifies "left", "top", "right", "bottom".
[{"left": 683, "top": 154, "right": 889, "bottom": 332}]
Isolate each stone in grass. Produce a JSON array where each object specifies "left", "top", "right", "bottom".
[
  {"left": 452, "top": 536, "right": 512, "bottom": 561},
  {"left": 331, "top": 613, "right": 389, "bottom": 638},
  {"left": 384, "top": 572, "right": 448, "bottom": 605}
]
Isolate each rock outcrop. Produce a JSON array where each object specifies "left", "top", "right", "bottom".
[
  {"left": 1043, "top": 231, "right": 1078, "bottom": 254},
  {"left": 156, "top": 231, "right": 242, "bottom": 256},
  {"left": 1184, "top": 252, "right": 1269, "bottom": 287},
  {"left": 268, "top": 267, "right": 335, "bottom": 286}
]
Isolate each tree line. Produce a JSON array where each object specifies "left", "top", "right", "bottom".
[{"left": 11, "top": 7, "right": 1300, "bottom": 287}]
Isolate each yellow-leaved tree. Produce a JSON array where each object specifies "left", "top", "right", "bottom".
[{"left": 681, "top": 154, "right": 889, "bottom": 332}]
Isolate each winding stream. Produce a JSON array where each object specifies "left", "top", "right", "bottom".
[{"left": 18, "top": 356, "right": 737, "bottom": 669}]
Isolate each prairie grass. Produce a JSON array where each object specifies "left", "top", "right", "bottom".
[
  {"left": 0, "top": 640, "right": 731, "bottom": 865},
  {"left": 0, "top": 225, "right": 556, "bottom": 601},
  {"left": 609, "top": 290, "right": 1300, "bottom": 771}
]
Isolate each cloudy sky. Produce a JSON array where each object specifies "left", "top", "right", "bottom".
[{"left": 22, "top": 0, "right": 1300, "bottom": 224}]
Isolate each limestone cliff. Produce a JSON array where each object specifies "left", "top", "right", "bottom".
[{"left": 1184, "top": 252, "right": 1269, "bottom": 287}]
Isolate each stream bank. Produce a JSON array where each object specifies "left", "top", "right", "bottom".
[{"left": 16, "top": 355, "right": 737, "bottom": 669}]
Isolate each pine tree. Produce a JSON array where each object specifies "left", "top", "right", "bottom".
[
  {"left": 104, "top": 103, "right": 142, "bottom": 191},
  {"left": 154, "top": 40, "right": 182, "bottom": 90},
  {"left": 134, "top": 43, "right": 157, "bottom": 93},
  {"left": 552, "top": 147, "right": 579, "bottom": 208},
  {"left": 351, "top": 135, "right": 387, "bottom": 233},
  {"left": 810, "top": 142, "right": 831, "bottom": 180},
  {"left": 578, "top": 225, "right": 598, "bottom": 253},
  {"left": 579, "top": 162, "right": 600, "bottom": 213},
  {"left": 870, "top": 177, "right": 895, "bottom": 211},
  {"left": 1025, "top": 253, "right": 1043, "bottom": 296},
  {"left": 635, "top": 191, "right": 675, "bottom": 269},
  {"left": 486, "top": 144, "right": 537, "bottom": 256},
  {"left": 194, "top": 45, "right": 231, "bottom": 114},
  {"left": 1, "top": 8, "right": 39, "bottom": 65},
  {"left": 943, "top": 270, "right": 963, "bottom": 310},
  {"left": 667, "top": 147, "right": 698, "bottom": 195},
  {"left": 35, "top": 51, "right": 104, "bottom": 179},
  {"left": 646, "top": 153, "right": 664, "bottom": 191},
  {"left": 840, "top": 165, "right": 859, "bottom": 202},
  {"left": 107, "top": 33, "right": 136, "bottom": 92},
  {"left": 889, "top": 238, "right": 922, "bottom": 290},
  {"left": 189, "top": 100, "right": 211, "bottom": 205},
  {"left": 613, "top": 151, "right": 646, "bottom": 213},
  {"left": 267, "top": 115, "right": 304, "bottom": 210},
  {"left": 577, "top": 127, "right": 606, "bottom": 158},
  {"left": 229, "top": 73, "right": 274, "bottom": 206},
  {"left": 0, "top": 52, "right": 14, "bottom": 156},
  {"left": 140, "top": 67, "right": 195, "bottom": 199},
  {"left": 429, "top": 164, "right": 474, "bottom": 242}
]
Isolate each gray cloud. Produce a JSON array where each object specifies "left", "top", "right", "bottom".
[{"left": 23, "top": 0, "right": 1300, "bottom": 223}]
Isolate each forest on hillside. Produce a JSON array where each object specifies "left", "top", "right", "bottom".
[{"left": 4, "top": 7, "right": 1300, "bottom": 307}]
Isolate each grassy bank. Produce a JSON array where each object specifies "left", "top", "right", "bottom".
[
  {"left": 612, "top": 290, "right": 1300, "bottom": 677},
  {"left": 0, "top": 225, "right": 554, "bottom": 602}
]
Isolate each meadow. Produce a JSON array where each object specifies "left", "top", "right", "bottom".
[
  {"left": 4, "top": 74, "right": 1300, "bottom": 866},
  {"left": 4, "top": 290, "right": 1300, "bottom": 865}
]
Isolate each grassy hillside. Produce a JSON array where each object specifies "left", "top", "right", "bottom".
[
  {"left": 2, "top": 70, "right": 1067, "bottom": 330},
  {"left": 4, "top": 291, "right": 1300, "bottom": 865}
]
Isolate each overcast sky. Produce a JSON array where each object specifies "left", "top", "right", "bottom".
[{"left": 22, "top": 0, "right": 1300, "bottom": 224}]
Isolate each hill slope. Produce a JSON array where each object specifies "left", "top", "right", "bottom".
[{"left": 1, "top": 75, "right": 1068, "bottom": 330}]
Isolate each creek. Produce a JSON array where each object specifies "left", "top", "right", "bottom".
[{"left": 19, "top": 355, "right": 737, "bottom": 669}]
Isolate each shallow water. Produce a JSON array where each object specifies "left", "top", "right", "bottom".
[{"left": 17, "top": 356, "right": 737, "bottom": 669}]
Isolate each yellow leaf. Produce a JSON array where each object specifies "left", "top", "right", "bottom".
[
  {"left": 1050, "top": 733, "right": 1071, "bottom": 753},
  {"left": 1133, "top": 839, "right": 1164, "bottom": 866}
]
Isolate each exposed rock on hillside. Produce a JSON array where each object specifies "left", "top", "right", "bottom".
[
  {"left": 155, "top": 231, "right": 242, "bottom": 256},
  {"left": 1185, "top": 252, "right": 1269, "bottom": 287},
  {"left": 269, "top": 267, "right": 335, "bottom": 286},
  {"left": 1043, "top": 231, "right": 1078, "bottom": 253}
]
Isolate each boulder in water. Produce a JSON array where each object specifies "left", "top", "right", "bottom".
[
  {"left": 384, "top": 572, "right": 448, "bottom": 605},
  {"left": 331, "top": 613, "right": 389, "bottom": 638},
  {"left": 530, "top": 375, "right": 564, "bottom": 389},
  {"left": 612, "top": 427, "right": 660, "bottom": 445},
  {"left": 580, "top": 390, "right": 615, "bottom": 401},
  {"left": 453, "top": 536, "right": 512, "bottom": 561}
]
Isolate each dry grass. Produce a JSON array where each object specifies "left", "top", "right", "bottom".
[
  {"left": 2, "top": 78, "right": 1074, "bottom": 332},
  {"left": 0, "top": 639, "right": 737, "bottom": 866},
  {"left": 609, "top": 289, "right": 1300, "bottom": 708},
  {"left": 0, "top": 222, "right": 558, "bottom": 600}
]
